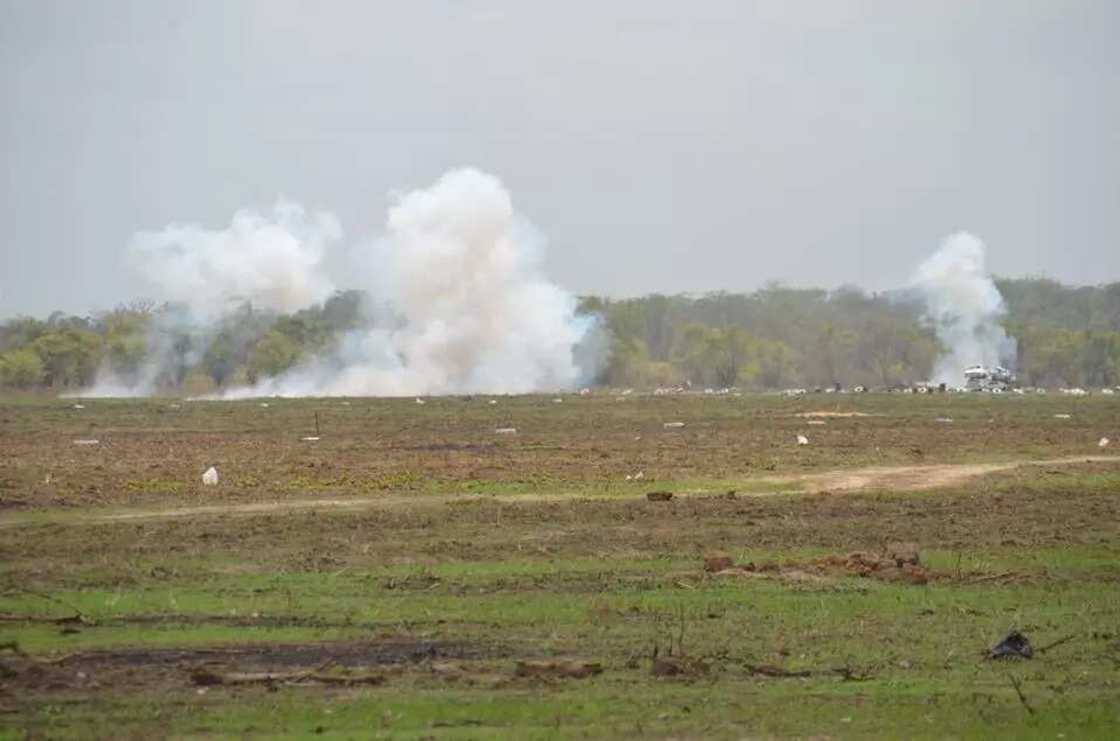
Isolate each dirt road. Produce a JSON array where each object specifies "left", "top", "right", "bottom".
[{"left": 1, "top": 455, "right": 1116, "bottom": 529}]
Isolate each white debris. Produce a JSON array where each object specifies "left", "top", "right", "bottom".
[
  {"left": 488, "top": 399, "right": 498, "bottom": 405},
  {"left": 169, "top": 403, "right": 181, "bottom": 409},
  {"left": 807, "top": 420, "right": 826, "bottom": 426},
  {"left": 72, "top": 404, "right": 85, "bottom": 410},
  {"left": 301, "top": 436, "right": 321, "bottom": 442},
  {"left": 625, "top": 471, "right": 645, "bottom": 481},
  {"left": 1100, "top": 437, "right": 1111, "bottom": 448},
  {"left": 44, "top": 473, "right": 52, "bottom": 484},
  {"left": 1054, "top": 414, "right": 1072, "bottom": 419},
  {"left": 796, "top": 435, "right": 809, "bottom": 446},
  {"left": 552, "top": 398, "right": 563, "bottom": 403},
  {"left": 1061, "top": 387, "right": 1088, "bottom": 396},
  {"left": 259, "top": 402, "right": 270, "bottom": 408},
  {"left": 663, "top": 422, "right": 685, "bottom": 429},
  {"left": 936, "top": 417, "right": 954, "bottom": 423},
  {"left": 340, "top": 400, "right": 351, "bottom": 405},
  {"left": 202, "top": 467, "right": 219, "bottom": 486},
  {"left": 73, "top": 439, "right": 99, "bottom": 446},
  {"left": 495, "top": 427, "right": 517, "bottom": 434},
  {"left": 1102, "top": 388, "right": 1115, "bottom": 395},
  {"left": 579, "top": 388, "right": 591, "bottom": 396},
  {"left": 415, "top": 398, "right": 425, "bottom": 405}
]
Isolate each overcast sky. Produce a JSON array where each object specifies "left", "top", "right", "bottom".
[{"left": 2, "top": 0, "right": 1117, "bottom": 318}]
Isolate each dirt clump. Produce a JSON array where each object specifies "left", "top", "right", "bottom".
[
  {"left": 514, "top": 659, "right": 602, "bottom": 679},
  {"left": 707, "top": 546, "right": 933, "bottom": 586},
  {"left": 703, "top": 555, "right": 735, "bottom": 572}
]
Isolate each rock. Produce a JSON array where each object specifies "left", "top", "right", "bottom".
[
  {"left": 989, "top": 630, "right": 1033, "bottom": 660},
  {"left": 646, "top": 491, "right": 673, "bottom": 502},
  {"left": 202, "top": 467, "right": 219, "bottom": 486},
  {"left": 796, "top": 435, "right": 809, "bottom": 445}
]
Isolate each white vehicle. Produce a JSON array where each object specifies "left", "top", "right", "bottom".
[{"left": 963, "top": 365, "right": 1016, "bottom": 391}]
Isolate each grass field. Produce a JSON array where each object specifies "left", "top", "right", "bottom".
[{"left": 1, "top": 392, "right": 1119, "bottom": 738}]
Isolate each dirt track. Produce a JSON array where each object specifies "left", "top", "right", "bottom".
[{"left": 2, "top": 455, "right": 1115, "bottom": 529}]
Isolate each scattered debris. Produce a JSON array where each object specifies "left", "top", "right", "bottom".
[
  {"left": 259, "top": 402, "right": 270, "bottom": 408},
  {"left": 936, "top": 417, "right": 954, "bottom": 423},
  {"left": 807, "top": 420, "right": 826, "bottom": 426},
  {"left": 552, "top": 398, "right": 563, "bottom": 404},
  {"left": 741, "top": 663, "right": 870, "bottom": 681},
  {"left": 1054, "top": 413, "right": 1072, "bottom": 419},
  {"left": 190, "top": 663, "right": 386, "bottom": 687},
  {"left": 709, "top": 548, "right": 933, "bottom": 586},
  {"left": 494, "top": 427, "right": 517, "bottom": 435},
  {"left": 71, "top": 404, "right": 85, "bottom": 410},
  {"left": 72, "top": 439, "right": 99, "bottom": 446},
  {"left": 1100, "top": 437, "right": 1110, "bottom": 448},
  {"left": 0, "top": 612, "right": 91, "bottom": 626},
  {"left": 301, "top": 436, "right": 321, "bottom": 442},
  {"left": 513, "top": 659, "right": 602, "bottom": 679},
  {"left": 415, "top": 398, "right": 425, "bottom": 405},
  {"left": 796, "top": 435, "right": 809, "bottom": 446},
  {"left": 202, "top": 467, "right": 219, "bottom": 486},
  {"left": 662, "top": 422, "right": 685, "bottom": 429},
  {"left": 488, "top": 399, "right": 498, "bottom": 405},
  {"left": 646, "top": 491, "right": 673, "bottom": 502},
  {"left": 989, "top": 631, "right": 1033, "bottom": 660},
  {"left": 625, "top": 471, "right": 644, "bottom": 481},
  {"left": 795, "top": 411, "right": 873, "bottom": 418}
]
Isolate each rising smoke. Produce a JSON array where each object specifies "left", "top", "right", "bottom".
[
  {"left": 86, "top": 169, "right": 601, "bottom": 398},
  {"left": 910, "top": 232, "right": 1017, "bottom": 386}
]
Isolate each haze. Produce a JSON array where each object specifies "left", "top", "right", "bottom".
[{"left": 2, "top": 0, "right": 1118, "bottom": 318}]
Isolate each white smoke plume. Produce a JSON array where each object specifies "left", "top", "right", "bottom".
[
  {"left": 83, "top": 202, "right": 342, "bottom": 397},
  {"left": 235, "top": 168, "right": 597, "bottom": 397},
  {"left": 131, "top": 201, "right": 340, "bottom": 318},
  {"left": 85, "top": 168, "right": 600, "bottom": 398},
  {"left": 910, "top": 232, "right": 1017, "bottom": 385}
]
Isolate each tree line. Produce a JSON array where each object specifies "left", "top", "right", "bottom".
[{"left": 2, "top": 278, "right": 1119, "bottom": 393}]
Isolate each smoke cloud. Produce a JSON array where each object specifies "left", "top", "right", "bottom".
[
  {"left": 910, "top": 232, "right": 1017, "bottom": 386},
  {"left": 131, "top": 201, "right": 340, "bottom": 318},
  {"left": 86, "top": 168, "right": 600, "bottom": 398}
]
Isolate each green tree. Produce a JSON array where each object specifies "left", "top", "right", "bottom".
[
  {"left": 0, "top": 348, "right": 45, "bottom": 388},
  {"left": 31, "top": 329, "right": 103, "bottom": 387},
  {"left": 250, "top": 330, "right": 301, "bottom": 379}
]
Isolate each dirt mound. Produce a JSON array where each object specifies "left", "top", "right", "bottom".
[{"left": 706, "top": 543, "right": 931, "bottom": 585}]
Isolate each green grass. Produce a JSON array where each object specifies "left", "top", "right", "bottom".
[{"left": 2, "top": 394, "right": 1119, "bottom": 738}]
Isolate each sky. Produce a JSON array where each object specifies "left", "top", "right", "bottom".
[{"left": 1, "top": 0, "right": 1118, "bottom": 318}]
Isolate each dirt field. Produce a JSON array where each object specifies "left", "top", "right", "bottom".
[{"left": 1, "top": 392, "right": 1118, "bottom": 738}]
